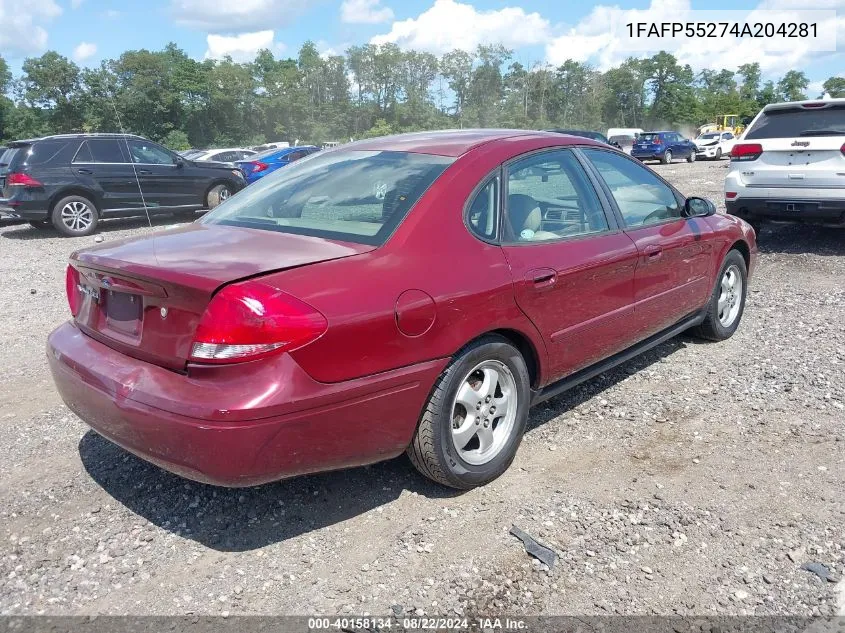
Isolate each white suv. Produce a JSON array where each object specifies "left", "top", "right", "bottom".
[{"left": 724, "top": 98, "right": 845, "bottom": 233}]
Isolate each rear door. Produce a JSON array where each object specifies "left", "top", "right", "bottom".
[
  {"left": 581, "top": 148, "right": 714, "bottom": 339},
  {"left": 741, "top": 103, "right": 845, "bottom": 190},
  {"left": 499, "top": 148, "right": 640, "bottom": 381},
  {"left": 73, "top": 139, "right": 142, "bottom": 212}
]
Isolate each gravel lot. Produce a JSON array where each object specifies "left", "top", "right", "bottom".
[{"left": 1, "top": 159, "right": 843, "bottom": 618}]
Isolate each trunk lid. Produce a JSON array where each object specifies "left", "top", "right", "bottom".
[
  {"left": 739, "top": 137, "right": 845, "bottom": 189},
  {"left": 71, "top": 223, "right": 374, "bottom": 370}
]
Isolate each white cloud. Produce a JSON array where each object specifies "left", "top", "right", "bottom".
[
  {"left": 341, "top": 0, "right": 393, "bottom": 24},
  {"left": 0, "top": 0, "right": 62, "bottom": 57},
  {"left": 171, "top": 0, "right": 304, "bottom": 33},
  {"left": 70, "top": 0, "right": 83, "bottom": 8},
  {"left": 204, "top": 30, "right": 285, "bottom": 62},
  {"left": 371, "top": 0, "right": 550, "bottom": 55},
  {"left": 72, "top": 41, "right": 97, "bottom": 62},
  {"left": 544, "top": 0, "right": 844, "bottom": 74}
]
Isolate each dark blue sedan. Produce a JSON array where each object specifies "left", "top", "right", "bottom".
[
  {"left": 236, "top": 145, "right": 320, "bottom": 184},
  {"left": 631, "top": 131, "right": 696, "bottom": 164}
]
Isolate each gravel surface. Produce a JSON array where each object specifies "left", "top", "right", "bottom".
[{"left": 1, "top": 161, "right": 843, "bottom": 617}]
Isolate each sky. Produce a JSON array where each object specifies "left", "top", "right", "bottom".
[{"left": 1, "top": 0, "right": 843, "bottom": 94}]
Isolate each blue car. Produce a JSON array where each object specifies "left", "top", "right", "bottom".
[
  {"left": 236, "top": 145, "right": 319, "bottom": 184},
  {"left": 631, "top": 131, "right": 696, "bottom": 164}
]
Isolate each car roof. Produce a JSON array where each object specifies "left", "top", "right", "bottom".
[
  {"left": 762, "top": 97, "right": 845, "bottom": 112},
  {"left": 197, "top": 147, "right": 254, "bottom": 154},
  {"left": 9, "top": 132, "right": 144, "bottom": 146},
  {"left": 643, "top": 131, "right": 675, "bottom": 134},
  {"left": 345, "top": 129, "right": 595, "bottom": 157}
]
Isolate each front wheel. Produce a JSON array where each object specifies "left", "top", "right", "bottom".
[
  {"left": 407, "top": 335, "right": 531, "bottom": 489},
  {"left": 715, "top": 148, "right": 722, "bottom": 160},
  {"left": 662, "top": 150, "right": 673, "bottom": 164},
  {"left": 692, "top": 250, "right": 748, "bottom": 341},
  {"left": 206, "top": 183, "right": 233, "bottom": 209},
  {"left": 51, "top": 195, "right": 99, "bottom": 237},
  {"left": 687, "top": 151, "right": 696, "bottom": 163}
]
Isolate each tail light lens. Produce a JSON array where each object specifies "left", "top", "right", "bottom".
[
  {"left": 252, "top": 161, "right": 268, "bottom": 173},
  {"left": 730, "top": 143, "right": 763, "bottom": 162},
  {"left": 725, "top": 192, "right": 738, "bottom": 200},
  {"left": 190, "top": 281, "right": 327, "bottom": 364},
  {"left": 7, "top": 172, "right": 44, "bottom": 187},
  {"left": 653, "top": 138, "right": 662, "bottom": 145},
  {"left": 65, "top": 265, "right": 81, "bottom": 317},
  {"left": 840, "top": 143, "right": 845, "bottom": 156}
]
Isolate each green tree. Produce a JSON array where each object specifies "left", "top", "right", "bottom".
[
  {"left": 20, "top": 51, "right": 83, "bottom": 132},
  {"left": 822, "top": 76, "right": 845, "bottom": 98},
  {"left": 776, "top": 70, "right": 808, "bottom": 102}
]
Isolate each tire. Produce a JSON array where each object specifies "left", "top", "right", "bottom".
[
  {"left": 662, "top": 150, "right": 672, "bottom": 164},
  {"left": 407, "top": 335, "right": 531, "bottom": 489},
  {"left": 206, "top": 183, "right": 233, "bottom": 209},
  {"left": 715, "top": 148, "right": 722, "bottom": 161},
  {"left": 28, "top": 221, "right": 51, "bottom": 230},
  {"left": 51, "top": 195, "right": 98, "bottom": 237},
  {"left": 692, "top": 249, "right": 748, "bottom": 342},
  {"left": 687, "top": 151, "right": 696, "bottom": 163}
]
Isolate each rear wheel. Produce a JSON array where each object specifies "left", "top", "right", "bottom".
[
  {"left": 692, "top": 249, "right": 747, "bottom": 341},
  {"left": 662, "top": 150, "right": 673, "bottom": 164},
  {"left": 206, "top": 183, "right": 232, "bottom": 209},
  {"left": 407, "top": 335, "right": 530, "bottom": 489},
  {"left": 51, "top": 195, "right": 98, "bottom": 237}
]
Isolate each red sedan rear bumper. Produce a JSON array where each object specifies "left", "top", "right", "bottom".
[{"left": 48, "top": 322, "right": 447, "bottom": 487}]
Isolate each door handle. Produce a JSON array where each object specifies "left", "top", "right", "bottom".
[
  {"left": 644, "top": 245, "right": 663, "bottom": 260},
  {"left": 137, "top": 169, "right": 152, "bottom": 175},
  {"left": 76, "top": 168, "right": 93, "bottom": 175},
  {"left": 528, "top": 269, "right": 557, "bottom": 289}
]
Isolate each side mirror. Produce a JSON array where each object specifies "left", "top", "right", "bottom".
[
  {"left": 175, "top": 156, "right": 185, "bottom": 168},
  {"left": 684, "top": 196, "right": 716, "bottom": 218}
]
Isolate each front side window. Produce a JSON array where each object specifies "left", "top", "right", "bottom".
[
  {"left": 505, "top": 149, "right": 609, "bottom": 243},
  {"left": 201, "top": 150, "right": 453, "bottom": 246},
  {"left": 128, "top": 140, "right": 174, "bottom": 165},
  {"left": 582, "top": 149, "right": 680, "bottom": 227}
]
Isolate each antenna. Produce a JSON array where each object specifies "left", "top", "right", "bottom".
[{"left": 107, "top": 91, "right": 153, "bottom": 229}]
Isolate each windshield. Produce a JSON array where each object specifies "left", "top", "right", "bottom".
[
  {"left": 251, "top": 147, "right": 291, "bottom": 161},
  {"left": 202, "top": 149, "right": 453, "bottom": 245},
  {"left": 745, "top": 104, "right": 845, "bottom": 139},
  {"left": 698, "top": 133, "right": 719, "bottom": 139}
]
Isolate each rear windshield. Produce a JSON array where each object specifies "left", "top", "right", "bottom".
[
  {"left": 609, "top": 136, "right": 635, "bottom": 143},
  {"left": 638, "top": 134, "right": 661, "bottom": 142},
  {"left": 0, "top": 147, "right": 21, "bottom": 171},
  {"left": 745, "top": 104, "right": 845, "bottom": 139},
  {"left": 201, "top": 150, "right": 454, "bottom": 246}
]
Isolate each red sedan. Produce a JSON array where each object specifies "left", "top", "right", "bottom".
[{"left": 48, "top": 130, "right": 757, "bottom": 489}]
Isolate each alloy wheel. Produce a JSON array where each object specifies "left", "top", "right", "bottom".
[
  {"left": 717, "top": 264, "right": 743, "bottom": 327},
  {"left": 450, "top": 360, "right": 518, "bottom": 466},
  {"left": 60, "top": 201, "right": 94, "bottom": 233}
]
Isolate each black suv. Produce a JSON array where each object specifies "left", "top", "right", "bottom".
[{"left": 0, "top": 133, "right": 246, "bottom": 236}]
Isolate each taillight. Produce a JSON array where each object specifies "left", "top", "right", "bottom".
[
  {"left": 730, "top": 143, "right": 763, "bottom": 162},
  {"left": 653, "top": 138, "right": 662, "bottom": 145},
  {"left": 252, "top": 161, "right": 268, "bottom": 173},
  {"left": 840, "top": 143, "right": 845, "bottom": 156},
  {"left": 7, "top": 172, "right": 43, "bottom": 187},
  {"left": 189, "top": 281, "right": 327, "bottom": 364},
  {"left": 65, "top": 265, "right": 81, "bottom": 317},
  {"left": 725, "top": 192, "right": 738, "bottom": 199}
]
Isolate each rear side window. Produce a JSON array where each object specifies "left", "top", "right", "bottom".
[
  {"left": 0, "top": 147, "right": 21, "bottom": 170},
  {"left": 86, "top": 139, "right": 128, "bottom": 163},
  {"left": 20, "top": 141, "right": 71, "bottom": 166},
  {"left": 467, "top": 177, "right": 500, "bottom": 241},
  {"left": 745, "top": 104, "right": 845, "bottom": 139},
  {"left": 201, "top": 150, "right": 453, "bottom": 246}
]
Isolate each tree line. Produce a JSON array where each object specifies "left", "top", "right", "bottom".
[{"left": 1, "top": 42, "right": 843, "bottom": 149}]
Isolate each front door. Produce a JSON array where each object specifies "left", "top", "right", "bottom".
[
  {"left": 499, "top": 148, "right": 640, "bottom": 381},
  {"left": 72, "top": 139, "right": 142, "bottom": 212},
  {"left": 580, "top": 148, "right": 713, "bottom": 339},
  {"left": 126, "top": 139, "right": 192, "bottom": 209}
]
